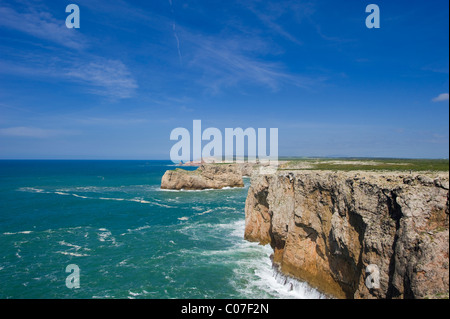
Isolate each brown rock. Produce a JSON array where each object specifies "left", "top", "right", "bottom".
[
  {"left": 161, "top": 164, "right": 244, "bottom": 190},
  {"left": 244, "top": 170, "right": 449, "bottom": 299}
]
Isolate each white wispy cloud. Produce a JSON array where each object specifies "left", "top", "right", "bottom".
[
  {"left": 0, "top": 126, "right": 79, "bottom": 138},
  {"left": 187, "top": 35, "right": 323, "bottom": 93},
  {"left": 0, "top": 5, "right": 86, "bottom": 50},
  {"left": 77, "top": 117, "right": 148, "bottom": 125},
  {"left": 0, "top": 55, "right": 138, "bottom": 99},
  {"left": 66, "top": 58, "right": 138, "bottom": 99},
  {"left": 172, "top": 23, "right": 182, "bottom": 64},
  {"left": 241, "top": 0, "right": 316, "bottom": 45},
  {"left": 432, "top": 93, "right": 449, "bottom": 102},
  {"left": 0, "top": 3, "right": 138, "bottom": 100}
]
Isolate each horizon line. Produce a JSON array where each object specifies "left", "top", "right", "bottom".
[{"left": 0, "top": 156, "right": 449, "bottom": 161}]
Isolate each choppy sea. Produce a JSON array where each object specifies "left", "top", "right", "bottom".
[{"left": 0, "top": 160, "right": 324, "bottom": 299}]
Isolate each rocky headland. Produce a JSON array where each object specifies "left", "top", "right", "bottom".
[
  {"left": 161, "top": 163, "right": 253, "bottom": 190},
  {"left": 161, "top": 161, "right": 449, "bottom": 299},
  {"left": 244, "top": 170, "right": 449, "bottom": 299}
]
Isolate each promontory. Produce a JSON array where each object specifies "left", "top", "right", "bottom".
[
  {"left": 161, "top": 158, "right": 449, "bottom": 299},
  {"left": 245, "top": 160, "right": 449, "bottom": 299},
  {"left": 161, "top": 163, "right": 250, "bottom": 190}
]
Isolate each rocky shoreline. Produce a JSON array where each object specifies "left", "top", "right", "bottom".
[{"left": 161, "top": 163, "right": 449, "bottom": 299}]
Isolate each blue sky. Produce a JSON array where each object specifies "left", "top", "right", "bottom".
[{"left": 0, "top": 0, "right": 448, "bottom": 159}]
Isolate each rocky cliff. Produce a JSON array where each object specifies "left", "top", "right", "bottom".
[
  {"left": 244, "top": 170, "right": 449, "bottom": 299},
  {"left": 161, "top": 164, "right": 245, "bottom": 190}
]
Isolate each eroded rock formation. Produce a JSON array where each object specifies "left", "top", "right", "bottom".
[
  {"left": 244, "top": 171, "right": 449, "bottom": 299},
  {"left": 161, "top": 164, "right": 245, "bottom": 190}
]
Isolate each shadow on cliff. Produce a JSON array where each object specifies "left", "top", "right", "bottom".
[{"left": 326, "top": 211, "right": 366, "bottom": 299}]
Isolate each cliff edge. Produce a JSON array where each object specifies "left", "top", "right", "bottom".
[{"left": 244, "top": 170, "right": 449, "bottom": 299}]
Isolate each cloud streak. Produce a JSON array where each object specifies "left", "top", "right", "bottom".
[
  {"left": 0, "top": 5, "right": 86, "bottom": 50},
  {"left": 66, "top": 58, "right": 138, "bottom": 99},
  {"left": 0, "top": 126, "right": 79, "bottom": 138},
  {"left": 187, "top": 35, "right": 323, "bottom": 93},
  {"left": 0, "top": 55, "right": 138, "bottom": 100},
  {"left": 168, "top": 0, "right": 182, "bottom": 65},
  {"left": 241, "top": 0, "right": 316, "bottom": 45},
  {"left": 0, "top": 3, "right": 138, "bottom": 100},
  {"left": 172, "top": 23, "right": 182, "bottom": 64},
  {"left": 432, "top": 93, "right": 449, "bottom": 102}
]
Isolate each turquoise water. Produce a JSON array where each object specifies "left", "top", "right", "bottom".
[{"left": 0, "top": 161, "right": 324, "bottom": 299}]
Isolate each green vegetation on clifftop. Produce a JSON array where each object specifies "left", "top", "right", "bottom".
[{"left": 278, "top": 158, "right": 449, "bottom": 172}]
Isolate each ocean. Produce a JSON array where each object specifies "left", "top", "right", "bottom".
[{"left": 0, "top": 160, "right": 324, "bottom": 299}]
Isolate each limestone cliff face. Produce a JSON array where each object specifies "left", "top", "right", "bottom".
[
  {"left": 244, "top": 171, "right": 449, "bottom": 299},
  {"left": 161, "top": 164, "right": 244, "bottom": 190}
]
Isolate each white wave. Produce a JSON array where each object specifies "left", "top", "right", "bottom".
[
  {"left": 151, "top": 201, "right": 173, "bottom": 208},
  {"left": 196, "top": 209, "right": 214, "bottom": 216},
  {"left": 129, "top": 198, "right": 151, "bottom": 204},
  {"left": 127, "top": 290, "right": 150, "bottom": 299},
  {"left": 55, "top": 192, "right": 70, "bottom": 196},
  {"left": 58, "top": 241, "right": 82, "bottom": 250},
  {"left": 159, "top": 188, "right": 185, "bottom": 192},
  {"left": 17, "top": 187, "right": 45, "bottom": 193},
  {"left": 175, "top": 219, "right": 246, "bottom": 246},
  {"left": 58, "top": 241, "right": 91, "bottom": 251},
  {"left": 71, "top": 194, "right": 90, "bottom": 199},
  {"left": 3, "top": 230, "right": 33, "bottom": 235},
  {"left": 127, "top": 225, "right": 151, "bottom": 233},
  {"left": 97, "top": 229, "right": 119, "bottom": 246},
  {"left": 229, "top": 219, "right": 245, "bottom": 238},
  {"left": 93, "top": 295, "right": 114, "bottom": 299},
  {"left": 57, "top": 251, "right": 89, "bottom": 257},
  {"left": 118, "top": 259, "right": 128, "bottom": 266},
  {"left": 271, "top": 269, "right": 327, "bottom": 299},
  {"left": 226, "top": 220, "right": 326, "bottom": 299},
  {"left": 99, "top": 197, "right": 125, "bottom": 201},
  {"left": 227, "top": 243, "right": 325, "bottom": 299},
  {"left": 180, "top": 215, "right": 326, "bottom": 299},
  {"left": 17, "top": 187, "right": 170, "bottom": 209},
  {"left": 159, "top": 186, "right": 244, "bottom": 192},
  {"left": 98, "top": 232, "right": 111, "bottom": 242},
  {"left": 214, "top": 220, "right": 246, "bottom": 236},
  {"left": 93, "top": 195, "right": 174, "bottom": 208},
  {"left": 128, "top": 291, "right": 141, "bottom": 297},
  {"left": 57, "top": 186, "right": 120, "bottom": 193},
  {"left": 175, "top": 216, "right": 326, "bottom": 299}
]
